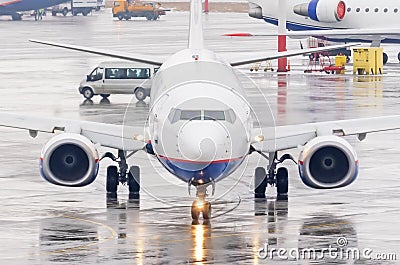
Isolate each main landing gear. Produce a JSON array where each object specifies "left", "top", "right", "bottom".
[
  {"left": 101, "top": 150, "right": 140, "bottom": 200},
  {"left": 189, "top": 181, "right": 215, "bottom": 221},
  {"left": 252, "top": 150, "right": 296, "bottom": 200}
]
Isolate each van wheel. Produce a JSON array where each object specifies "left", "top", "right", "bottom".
[
  {"left": 135, "top": 87, "right": 146, "bottom": 101},
  {"left": 82, "top": 87, "right": 94, "bottom": 99},
  {"left": 100, "top": 94, "right": 110, "bottom": 98}
]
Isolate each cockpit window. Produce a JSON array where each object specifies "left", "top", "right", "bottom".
[
  {"left": 168, "top": 109, "right": 236, "bottom": 123},
  {"left": 180, "top": 110, "right": 201, "bottom": 120},
  {"left": 225, "top": 109, "right": 236, "bottom": 123},
  {"left": 204, "top": 110, "right": 225, "bottom": 121}
]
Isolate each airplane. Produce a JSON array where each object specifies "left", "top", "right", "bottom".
[
  {"left": 248, "top": 0, "right": 400, "bottom": 63},
  {"left": 2, "top": 0, "right": 400, "bottom": 221},
  {"left": 0, "top": 0, "right": 67, "bottom": 20}
]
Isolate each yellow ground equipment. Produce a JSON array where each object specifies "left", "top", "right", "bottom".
[
  {"left": 335, "top": 55, "right": 347, "bottom": 74},
  {"left": 112, "top": 0, "right": 169, "bottom": 20},
  {"left": 353, "top": 48, "right": 383, "bottom": 75}
]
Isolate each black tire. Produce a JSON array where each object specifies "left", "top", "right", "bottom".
[
  {"left": 135, "top": 87, "right": 146, "bottom": 101},
  {"left": 52, "top": 11, "right": 57, "bottom": 16},
  {"left": 397, "top": 52, "right": 400, "bottom": 63},
  {"left": 82, "top": 87, "right": 94, "bottom": 99},
  {"left": 11, "top": 13, "right": 22, "bottom": 21},
  {"left": 383, "top": 52, "right": 388, "bottom": 65},
  {"left": 254, "top": 167, "right": 267, "bottom": 198},
  {"left": 146, "top": 13, "right": 153, "bottom": 20},
  {"left": 202, "top": 202, "right": 212, "bottom": 220},
  {"left": 100, "top": 94, "right": 110, "bottom": 98},
  {"left": 82, "top": 11, "right": 88, "bottom": 16},
  {"left": 276, "top": 167, "right": 288, "bottom": 198},
  {"left": 106, "top": 166, "right": 119, "bottom": 193},
  {"left": 128, "top": 166, "right": 140, "bottom": 194},
  {"left": 118, "top": 15, "right": 123, "bottom": 20},
  {"left": 62, "top": 8, "right": 68, "bottom": 16},
  {"left": 191, "top": 201, "right": 200, "bottom": 220}
]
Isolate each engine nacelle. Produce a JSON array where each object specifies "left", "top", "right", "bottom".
[
  {"left": 293, "top": 0, "right": 346, "bottom": 23},
  {"left": 298, "top": 135, "right": 358, "bottom": 189},
  {"left": 40, "top": 133, "right": 99, "bottom": 187}
]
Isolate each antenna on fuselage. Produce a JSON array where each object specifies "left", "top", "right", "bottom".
[{"left": 188, "top": 0, "right": 204, "bottom": 49}]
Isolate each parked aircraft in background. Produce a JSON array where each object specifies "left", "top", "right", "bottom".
[
  {"left": 248, "top": 0, "right": 400, "bottom": 63},
  {"left": 0, "top": 0, "right": 67, "bottom": 20},
  {"left": 1, "top": 0, "right": 398, "bottom": 221}
]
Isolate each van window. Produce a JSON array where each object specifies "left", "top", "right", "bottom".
[
  {"left": 105, "top": 68, "right": 127, "bottom": 79},
  {"left": 89, "top": 67, "right": 103, "bottom": 81},
  {"left": 127, "top": 68, "right": 150, "bottom": 79}
]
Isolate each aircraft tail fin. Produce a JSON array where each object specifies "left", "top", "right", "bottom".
[{"left": 188, "top": 0, "right": 204, "bottom": 49}]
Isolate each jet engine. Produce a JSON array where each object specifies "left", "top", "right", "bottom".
[
  {"left": 298, "top": 136, "right": 358, "bottom": 189},
  {"left": 40, "top": 133, "right": 99, "bottom": 187},
  {"left": 293, "top": 0, "right": 346, "bottom": 23}
]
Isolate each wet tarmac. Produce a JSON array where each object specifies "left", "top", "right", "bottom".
[{"left": 1, "top": 9, "right": 400, "bottom": 265}]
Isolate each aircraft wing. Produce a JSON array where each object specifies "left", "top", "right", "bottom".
[
  {"left": 252, "top": 115, "right": 400, "bottom": 152},
  {"left": 229, "top": 43, "right": 356, "bottom": 67},
  {"left": 29, "top": 39, "right": 165, "bottom": 66},
  {"left": 0, "top": 113, "right": 146, "bottom": 151}
]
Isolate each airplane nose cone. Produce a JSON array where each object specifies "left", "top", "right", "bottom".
[{"left": 178, "top": 121, "right": 229, "bottom": 163}]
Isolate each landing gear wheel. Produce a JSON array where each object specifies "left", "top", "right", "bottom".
[
  {"left": 11, "top": 13, "right": 22, "bottom": 20},
  {"left": 128, "top": 166, "right": 140, "bottom": 199},
  {"left": 82, "top": 87, "right": 94, "bottom": 99},
  {"left": 100, "top": 94, "right": 110, "bottom": 98},
  {"left": 146, "top": 14, "right": 153, "bottom": 20},
  {"left": 202, "top": 202, "right": 212, "bottom": 220},
  {"left": 118, "top": 15, "right": 123, "bottom": 20},
  {"left": 398, "top": 52, "right": 400, "bottom": 63},
  {"left": 62, "top": 8, "right": 68, "bottom": 16},
  {"left": 191, "top": 201, "right": 200, "bottom": 220},
  {"left": 135, "top": 87, "right": 146, "bottom": 101},
  {"left": 106, "top": 165, "right": 119, "bottom": 193},
  {"left": 254, "top": 167, "right": 267, "bottom": 198},
  {"left": 383, "top": 52, "right": 388, "bottom": 65},
  {"left": 276, "top": 167, "right": 288, "bottom": 200}
]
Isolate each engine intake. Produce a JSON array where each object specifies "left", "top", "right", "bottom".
[
  {"left": 40, "top": 133, "right": 99, "bottom": 187},
  {"left": 298, "top": 136, "right": 358, "bottom": 189},
  {"left": 293, "top": 0, "right": 346, "bottom": 23}
]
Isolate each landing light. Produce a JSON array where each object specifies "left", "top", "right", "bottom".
[
  {"left": 196, "top": 201, "right": 204, "bottom": 209},
  {"left": 254, "top": 135, "right": 264, "bottom": 142},
  {"left": 133, "top": 134, "right": 144, "bottom": 141}
]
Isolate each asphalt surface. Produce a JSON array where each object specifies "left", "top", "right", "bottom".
[{"left": 1, "top": 9, "right": 400, "bottom": 265}]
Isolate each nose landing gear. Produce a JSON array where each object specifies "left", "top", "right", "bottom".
[{"left": 190, "top": 183, "right": 213, "bottom": 220}]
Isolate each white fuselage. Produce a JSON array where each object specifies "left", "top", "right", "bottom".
[
  {"left": 148, "top": 48, "right": 252, "bottom": 185},
  {"left": 251, "top": 0, "right": 400, "bottom": 30}
]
